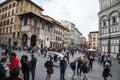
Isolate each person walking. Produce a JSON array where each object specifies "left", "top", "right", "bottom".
[
  {"left": 102, "top": 62, "right": 112, "bottom": 80},
  {"left": 77, "top": 57, "right": 83, "bottom": 76},
  {"left": 60, "top": 57, "right": 67, "bottom": 80},
  {"left": 44, "top": 56, "right": 53, "bottom": 80},
  {"left": 89, "top": 55, "right": 94, "bottom": 70},
  {"left": 70, "top": 59, "right": 77, "bottom": 78},
  {"left": 0, "top": 57, "right": 7, "bottom": 80},
  {"left": 20, "top": 55, "right": 30, "bottom": 80},
  {"left": 30, "top": 54, "right": 37, "bottom": 80},
  {"left": 8, "top": 52, "right": 19, "bottom": 70},
  {"left": 82, "top": 59, "right": 89, "bottom": 80}
]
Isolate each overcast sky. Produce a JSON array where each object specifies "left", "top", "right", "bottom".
[{"left": 0, "top": 0, "right": 100, "bottom": 40}]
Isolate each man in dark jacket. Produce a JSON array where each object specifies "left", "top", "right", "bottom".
[
  {"left": 31, "top": 54, "right": 37, "bottom": 80},
  {"left": 77, "top": 57, "right": 83, "bottom": 75},
  {"left": 44, "top": 56, "right": 53, "bottom": 80},
  {"left": 20, "top": 55, "right": 30, "bottom": 80},
  {"left": 0, "top": 57, "right": 7, "bottom": 80},
  {"left": 89, "top": 56, "right": 94, "bottom": 70},
  {"left": 60, "top": 57, "right": 67, "bottom": 80}
]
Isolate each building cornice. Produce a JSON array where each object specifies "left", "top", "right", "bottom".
[{"left": 0, "top": 0, "right": 12, "bottom": 6}]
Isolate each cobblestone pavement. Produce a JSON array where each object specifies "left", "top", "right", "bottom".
[{"left": 0, "top": 49, "right": 120, "bottom": 80}]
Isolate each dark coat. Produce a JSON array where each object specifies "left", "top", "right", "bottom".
[
  {"left": 60, "top": 59, "right": 67, "bottom": 71},
  {"left": 77, "top": 60, "right": 83, "bottom": 68},
  {"left": 82, "top": 63, "right": 89, "bottom": 73},
  {"left": 103, "top": 67, "right": 112, "bottom": 78},
  {"left": 44, "top": 60, "right": 53, "bottom": 74},
  {"left": 31, "top": 57, "right": 37, "bottom": 69},
  {"left": 70, "top": 62, "right": 76, "bottom": 70},
  {"left": 21, "top": 61, "right": 30, "bottom": 74},
  {"left": 0, "top": 62, "right": 6, "bottom": 80}
]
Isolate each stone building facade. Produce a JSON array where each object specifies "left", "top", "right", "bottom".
[
  {"left": 0, "top": 0, "right": 69, "bottom": 49},
  {"left": 0, "top": 0, "right": 17, "bottom": 46},
  {"left": 81, "top": 37, "right": 87, "bottom": 48},
  {"left": 88, "top": 31, "right": 98, "bottom": 50},
  {"left": 98, "top": 0, "right": 120, "bottom": 54},
  {"left": 61, "top": 20, "right": 82, "bottom": 48}
]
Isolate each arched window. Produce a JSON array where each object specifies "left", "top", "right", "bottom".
[
  {"left": 13, "top": 2, "right": 16, "bottom": 7},
  {"left": 112, "top": 16, "right": 117, "bottom": 24}
]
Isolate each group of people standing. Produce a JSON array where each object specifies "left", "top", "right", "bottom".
[
  {"left": 44, "top": 52, "right": 113, "bottom": 80},
  {"left": 44, "top": 53, "right": 94, "bottom": 80},
  {"left": 0, "top": 52, "right": 37, "bottom": 80}
]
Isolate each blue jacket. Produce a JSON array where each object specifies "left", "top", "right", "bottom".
[{"left": 70, "top": 62, "right": 76, "bottom": 70}]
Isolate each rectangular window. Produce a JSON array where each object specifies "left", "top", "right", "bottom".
[
  {"left": 24, "top": 18, "right": 28, "bottom": 26},
  {"left": 111, "top": 46, "right": 114, "bottom": 53},
  {"left": 93, "top": 37, "right": 95, "bottom": 41},
  {"left": 115, "top": 46, "right": 119, "bottom": 53},
  {"left": 6, "top": 27, "right": 8, "bottom": 33},
  {"left": 34, "top": 19, "right": 38, "bottom": 26},
  {"left": 10, "top": 27, "right": 12, "bottom": 33},
  {"left": 13, "top": 32, "right": 15, "bottom": 38}
]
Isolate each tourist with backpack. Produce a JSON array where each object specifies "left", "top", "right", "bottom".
[
  {"left": 70, "top": 59, "right": 77, "bottom": 78},
  {"left": 20, "top": 55, "right": 31, "bottom": 80}
]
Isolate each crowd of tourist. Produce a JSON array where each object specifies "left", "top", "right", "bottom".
[{"left": 0, "top": 46, "right": 114, "bottom": 80}]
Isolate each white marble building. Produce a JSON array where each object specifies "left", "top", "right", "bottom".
[{"left": 98, "top": 0, "right": 120, "bottom": 54}]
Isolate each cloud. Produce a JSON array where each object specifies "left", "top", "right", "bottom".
[{"left": 34, "top": 0, "right": 99, "bottom": 40}]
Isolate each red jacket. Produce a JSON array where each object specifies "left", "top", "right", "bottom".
[{"left": 9, "top": 57, "right": 19, "bottom": 69}]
